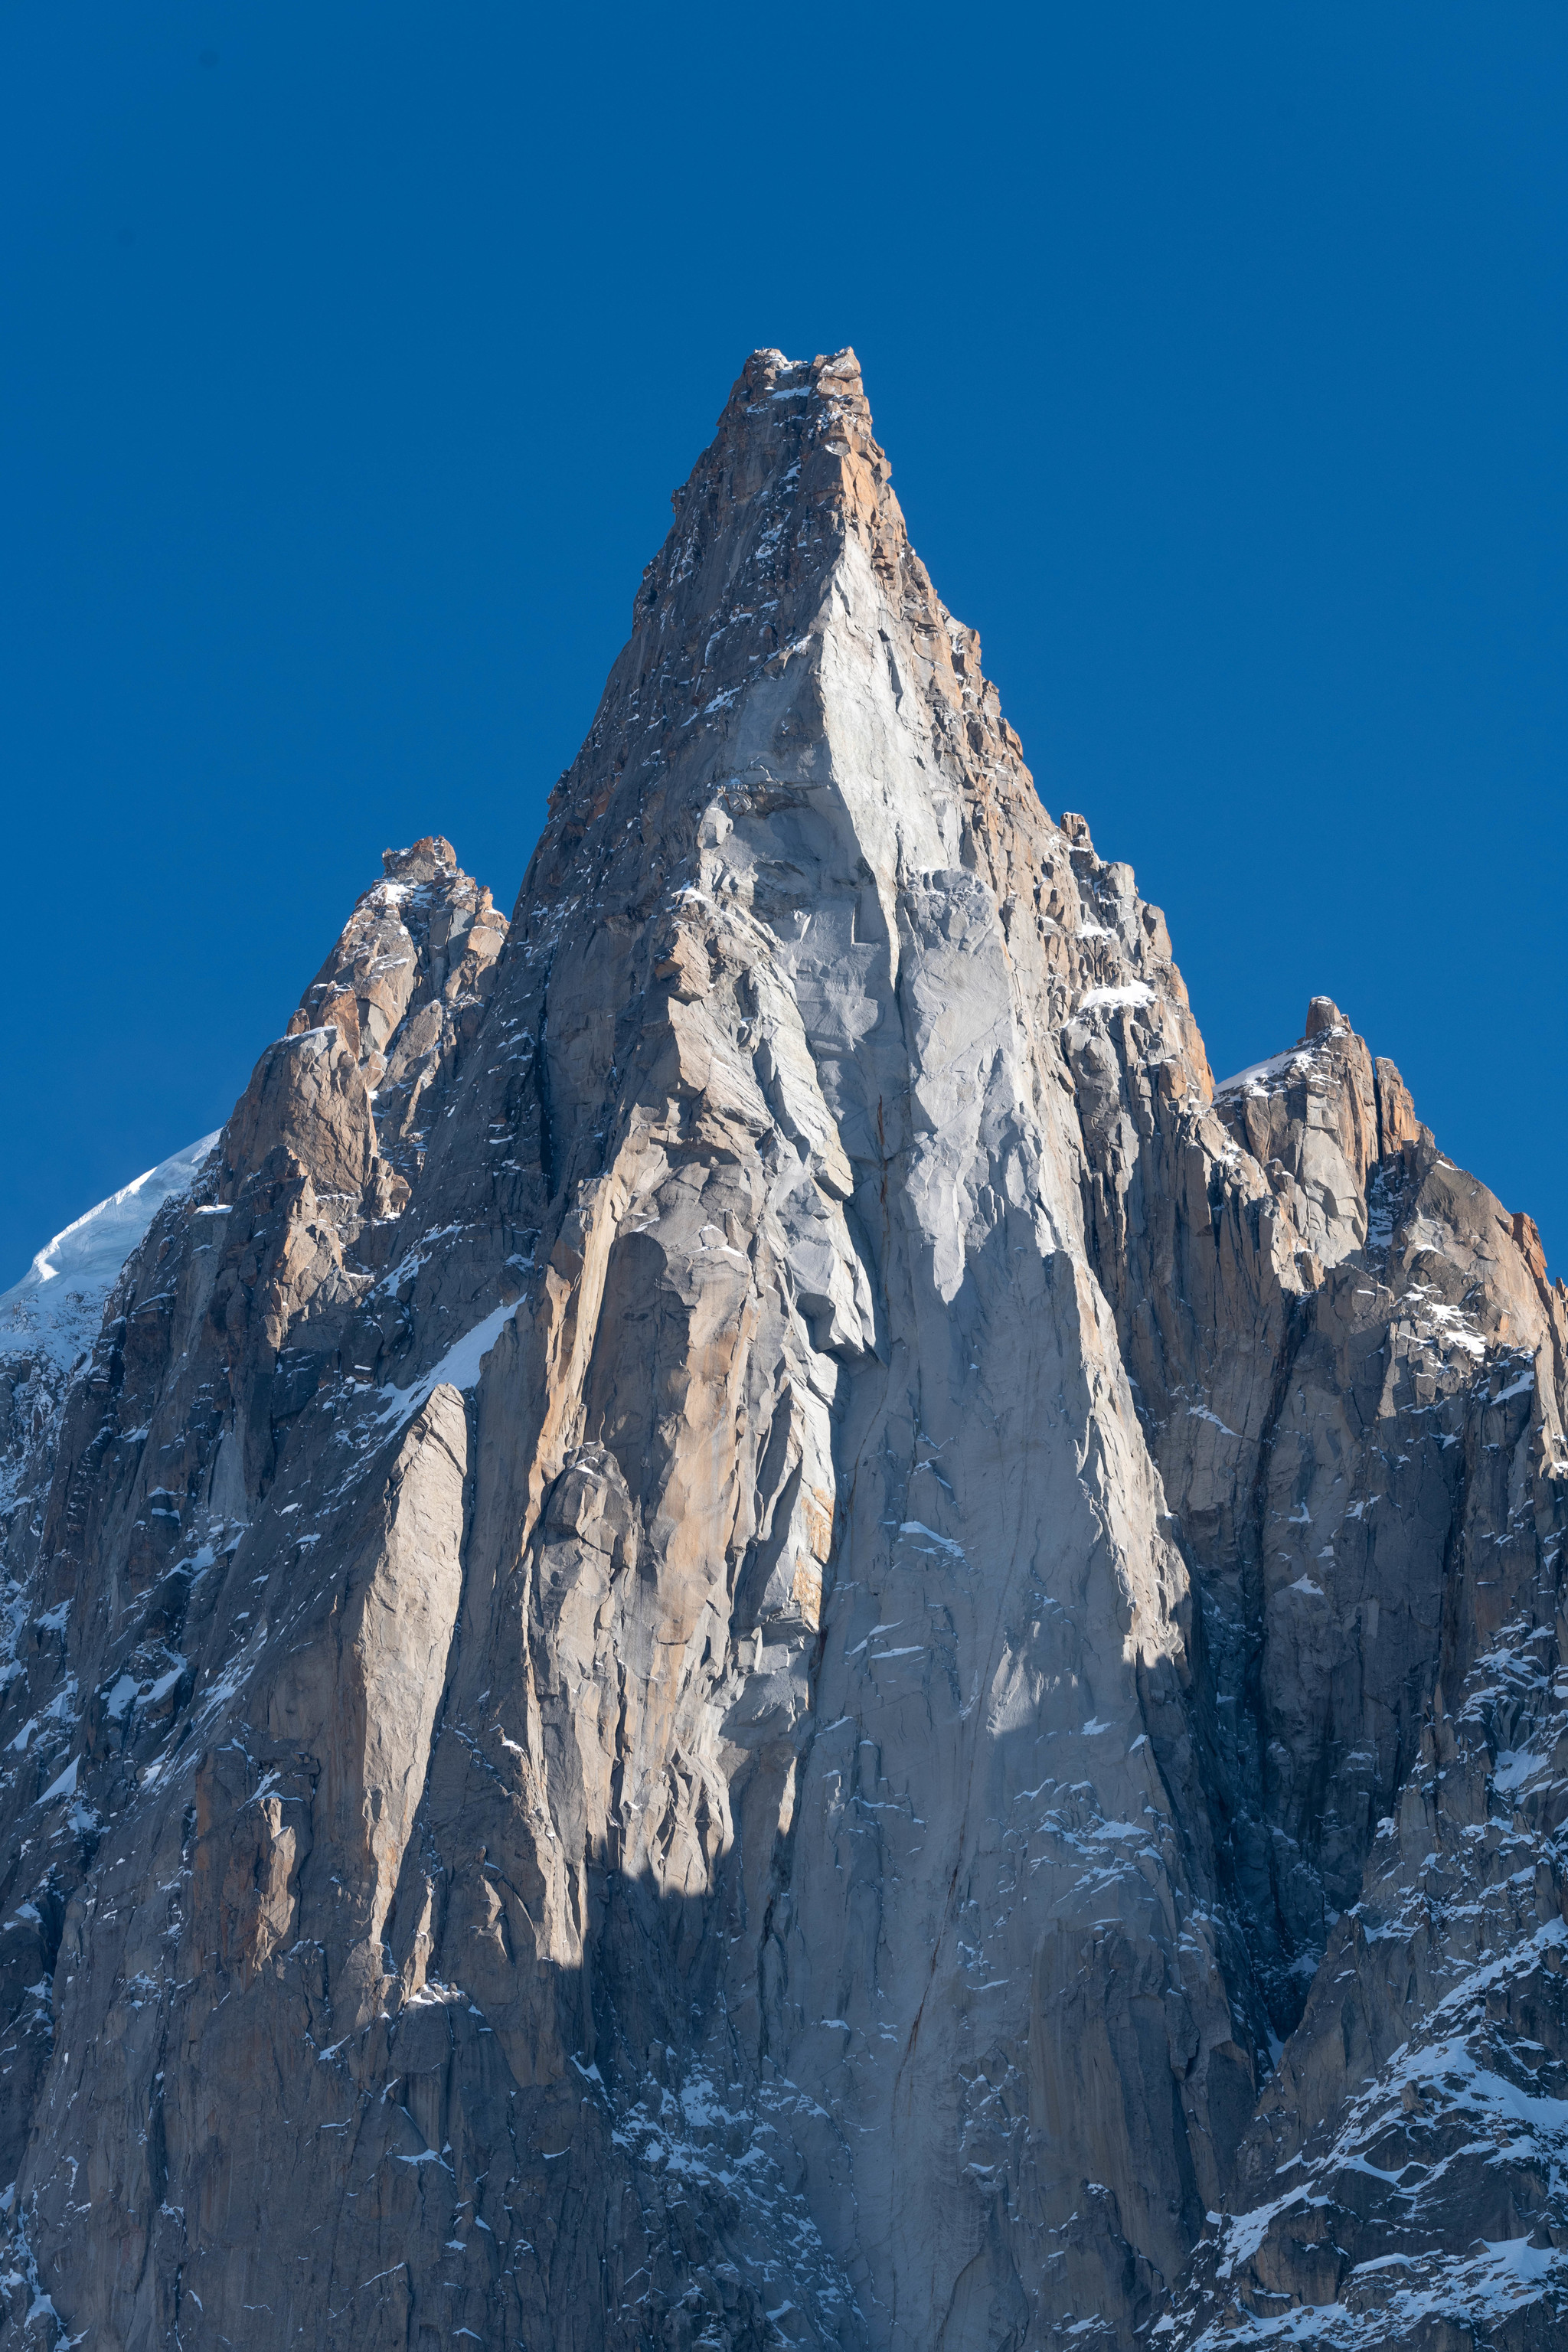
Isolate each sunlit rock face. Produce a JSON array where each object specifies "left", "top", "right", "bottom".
[{"left": 3, "top": 351, "right": 1566, "bottom": 2352}]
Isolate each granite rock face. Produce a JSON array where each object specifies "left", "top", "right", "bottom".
[{"left": 2, "top": 351, "right": 1566, "bottom": 2351}]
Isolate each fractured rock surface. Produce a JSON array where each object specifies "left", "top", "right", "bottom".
[{"left": 2, "top": 351, "right": 1566, "bottom": 2350}]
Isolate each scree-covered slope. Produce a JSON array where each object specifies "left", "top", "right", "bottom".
[{"left": 2, "top": 352, "right": 1566, "bottom": 2352}]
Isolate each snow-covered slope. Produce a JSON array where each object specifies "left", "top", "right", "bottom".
[
  {"left": 1, "top": 1134, "right": 218, "bottom": 1553},
  {"left": 1, "top": 1135, "right": 220, "bottom": 1376}
]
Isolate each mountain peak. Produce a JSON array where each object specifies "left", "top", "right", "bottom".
[
  {"left": 382, "top": 834, "right": 459, "bottom": 881},
  {"left": 4, "top": 352, "right": 1566, "bottom": 2352},
  {"left": 647, "top": 341, "right": 892, "bottom": 630},
  {"left": 531, "top": 343, "right": 1045, "bottom": 957}
]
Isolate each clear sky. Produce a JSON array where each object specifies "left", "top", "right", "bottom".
[{"left": 4, "top": 4, "right": 1564, "bottom": 1285}]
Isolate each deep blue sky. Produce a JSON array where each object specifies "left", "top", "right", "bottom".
[{"left": 4, "top": 5, "right": 1564, "bottom": 1286}]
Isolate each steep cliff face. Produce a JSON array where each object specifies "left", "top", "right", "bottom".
[{"left": 2, "top": 351, "right": 1566, "bottom": 2352}]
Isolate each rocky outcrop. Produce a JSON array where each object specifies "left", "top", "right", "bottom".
[
  {"left": 2, "top": 351, "right": 1565, "bottom": 2350},
  {"left": 0, "top": 840, "right": 503, "bottom": 2226}
]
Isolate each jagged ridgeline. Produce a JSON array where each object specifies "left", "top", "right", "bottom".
[{"left": 3, "top": 350, "right": 1567, "bottom": 2352}]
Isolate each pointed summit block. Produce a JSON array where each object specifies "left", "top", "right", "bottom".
[
  {"left": 534, "top": 348, "right": 1070, "bottom": 946},
  {"left": 500, "top": 345, "right": 1212, "bottom": 1220},
  {"left": 390, "top": 344, "right": 1233, "bottom": 2339}
]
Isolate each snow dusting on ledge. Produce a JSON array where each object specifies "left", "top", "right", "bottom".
[{"left": 375, "top": 1299, "right": 517, "bottom": 1428}]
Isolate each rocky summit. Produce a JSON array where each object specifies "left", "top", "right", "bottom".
[{"left": 3, "top": 350, "right": 1567, "bottom": 2352}]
